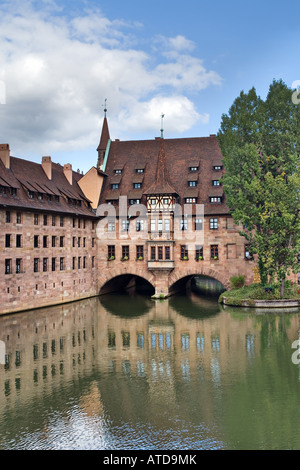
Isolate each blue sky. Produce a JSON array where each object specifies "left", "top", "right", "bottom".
[{"left": 0, "top": 0, "right": 299, "bottom": 173}]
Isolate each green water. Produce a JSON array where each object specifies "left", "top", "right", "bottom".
[{"left": 0, "top": 292, "right": 300, "bottom": 450}]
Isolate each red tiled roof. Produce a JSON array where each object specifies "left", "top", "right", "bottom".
[
  {"left": 0, "top": 157, "right": 97, "bottom": 217},
  {"left": 99, "top": 134, "right": 229, "bottom": 215}
]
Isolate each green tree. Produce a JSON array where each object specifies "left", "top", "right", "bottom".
[{"left": 218, "top": 80, "right": 300, "bottom": 296}]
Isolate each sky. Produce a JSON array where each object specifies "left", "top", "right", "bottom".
[{"left": 0, "top": 0, "right": 299, "bottom": 173}]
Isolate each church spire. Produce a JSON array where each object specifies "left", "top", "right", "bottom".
[{"left": 97, "top": 99, "right": 110, "bottom": 170}]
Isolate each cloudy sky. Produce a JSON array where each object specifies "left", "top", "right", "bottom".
[{"left": 0, "top": 0, "right": 299, "bottom": 173}]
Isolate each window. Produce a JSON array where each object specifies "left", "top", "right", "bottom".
[
  {"left": 11, "top": 188, "right": 17, "bottom": 197},
  {"left": 5, "top": 234, "right": 11, "bottom": 248},
  {"left": 134, "top": 183, "right": 141, "bottom": 189},
  {"left": 5, "top": 259, "right": 11, "bottom": 275},
  {"left": 151, "top": 219, "right": 156, "bottom": 232},
  {"left": 92, "top": 238, "right": 95, "bottom": 247},
  {"left": 52, "top": 258, "right": 56, "bottom": 271},
  {"left": 73, "top": 218, "right": 76, "bottom": 228},
  {"left": 189, "top": 166, "right": 198, "bottom": 172},
  {"left": 195, "top": 218, "right": 203, "bottom": 231},
  {"left": 72, "top": 237, "right": 76, "bottom": 247},
  {"left": 245, "top": 244, "right": 253, "bottom": 260},
  {"left": 150, "top": 199, "right": 156, "bottom": 205},
  {"left": 209, "top": 218, "right": 218, "bottom": 230},
  {"left": 136, "top": 245, "right": 144, "bottom": 259},
  {"left": 180, "top": 245, "right": 188, "bottom": 260},
  {"left": 34, "top": 235, "right": 39, "bottom": 248},
  {"left": 212, "top": 180, "right": 220, "bottom": 186},
  {"left": 115, "top": 169, "right": 122, "bottom": 174},
  {"left": 92, "top": 256, "right": 95, "bottom": 268},
  {"left": 43, "top": 235, "right": 48, "bottom": 248},
  {"left": 158, "top": 219, "right": 163, "bottom": 232},
  {"left": 188, "top": 181, "right": 197, "bottom": 187},
  {"left": 60, "top": 257, "right": 64, "bottom": 271},
  {"left": 180, "top": 218, "right": 188, "bottom": 231},
  {"left": 83, "top": 256, "right": 86, "bottom": 268},
  {"left": 52, "top": 236, "right": 56, "bottom": 248},
  {"left": 60, "top": 236, "right": 64, "bottom": 247},
  {"left": 34, "top": 214, "right": 39, "bottom": 225},
  {"left": 136, "top": 169, "right": 144, "bottom": 173},
  {"left": 43, "top": 215, "right": 47, "bottom": 226},
  {"left": 213, "top": 165, "right": 222, "bottom": 171},
  {"left": 78, "top": 257, "right": 81, "bottom": 269},
  {"left": 151, "top": 246, "right": 156, "bottom": 260},
  {"left": 43, "top": 258, "right": 48, "bottom": 272},
  {"left": 78, "top": 219, "right": 81, "bottom": 228},
  {"left": 129, "top": 199, "right": 140, "bottom": 205},
  {"left": 121, "top": 219, "right": 129, "bottom": 232},
  {"left": 55, "top": 195, "right": 60, "bottom": 204},
  {"left": 72, "top": 257, "right": 76, "bottom": 269},
  {"left": 52, "top": 216, "right": 56, "bottom": 226},
  {"left": 165, "top": 246, "right": 170, "bottom": 260},
  {"left": 83, "top": 237, "right": 86, "bottom": 247},
  {"left": 16, "top": 212, "right": 22, "bottom": 224},
  {"left": 122, "top": 245, "right": 129, "bottom": 259},
  {"left": 108, "top": 245, "right": 115, "bottom": 259},
  {"left": 165, "top": 219, "right": 170, "bottom": 231},
  {"left": 16, "top": 258, "right": 22, "bottom": 274},
  {"left": 185, "top": 197, "right": 196, "bottom": 203},
  {"left": 34, "top": 258, "right": 39, "bottom": 273},
  {"left": 111, "top": 183, "right": 119, "bottom": 190},
  {"left": 60, "top": 216, "right": 64, "bottom": 227},
  {"left": 196, "top": 246, "right": 203, "bottom": 260},
  {"left": 211, "top": 245, "right": 219, "bottom": 259},
  {"left": 16, "top": 234, "right": 22, "bottom": 247},
  {"left": 136, "top": 220, "right": 144, "bottom": 231},
  {"left": 38, "top": 192, "right": 43, "bottom": 201},
  {"left": 158, "top": 246, "right": 163, "bottom": 260},
  {"left": 6, "top": 211, "right": 11, "bottom": 223},
  {"left": 210, "top": 197, "right": 222, "bottom": 203},
  {"left": 108, "top": 221, "right": 115, "bottom": 232}
]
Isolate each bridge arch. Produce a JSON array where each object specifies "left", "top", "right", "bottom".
[
  {"left": 99, "top": 265, "right": 156, "bottom": 295},
  {"left": 168, "top": 266, "right": 229, "bottom": 295}
]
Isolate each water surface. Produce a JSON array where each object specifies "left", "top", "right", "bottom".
[{"left": 0, "top": 292, "right": 300, "bottom": 450}]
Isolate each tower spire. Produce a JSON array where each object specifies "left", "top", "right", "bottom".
[
  {"left": 160, "top": 113, "right": 165, "bottom": 139},
  {"left": 97, "top": 99, "right": 110, "bottom": 170}
]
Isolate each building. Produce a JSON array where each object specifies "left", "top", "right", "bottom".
[
  {"left": 96, "top": 115, "right": 257, "bottom": 298},
  {"left": 0, "top": 144, "right": 102, "bottom": 315},
  {"left": 0, "top": 113, "right": 260, "bottom": 315}
]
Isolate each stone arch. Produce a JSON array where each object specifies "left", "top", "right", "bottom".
[
  {"left": 99, "top": 265, "right": 156, "bottom": 294},
  {"left": 168, "top": 265, "right": 230, "bottom": 293}
]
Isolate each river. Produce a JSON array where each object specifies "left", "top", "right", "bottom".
[{"left": 0, "top": 291, "right": 300, "bottom": 450}]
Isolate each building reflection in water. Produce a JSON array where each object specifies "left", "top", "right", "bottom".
[{"left": 0, "top": 293, "right": 299, "bottom": 449}]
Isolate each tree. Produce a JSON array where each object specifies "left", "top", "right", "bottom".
[{"left": 218, "top": 79, "right": 300, "bottom": 296}]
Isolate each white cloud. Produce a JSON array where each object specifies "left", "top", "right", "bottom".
[{"left": 0, "top": 0, "right": 222, "bottom": 163}]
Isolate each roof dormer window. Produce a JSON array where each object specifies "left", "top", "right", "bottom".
[
  {"left": 115, "top": 169, "right": 122, "bottom": 174},
  {"left": 188, "top": 181, "right": 197, "bottom": 187},
  {"left": 189, "top": 166, "right": 198, "bottom": 172},
  {"left": 136, "top": 168, "right": 144, "bottom": 174},
  {"left": 213, "top": 165, "right": 222, "bottom": 171},
  {"left": 111, "top": 183, "right": 119, "bottom": 190}
]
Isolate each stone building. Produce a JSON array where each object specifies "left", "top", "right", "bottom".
[
  {"left": 96, "top": 115, "right": 257, "bottom": 298},
  {"left": 0, "top": 143, "right": 102, "bottom": 315},
  {"left": 0, "top": 113, "right": 261, "bottom": 315}
]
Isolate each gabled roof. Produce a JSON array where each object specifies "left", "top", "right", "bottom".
[
  {"left": 0, "top": 156, "right": 97, "bottom": 217},
  {"left": 99, "top": 133, "right": 228, "bottom": 215}
]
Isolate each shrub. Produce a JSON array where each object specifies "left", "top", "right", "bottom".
[{"left": 230, "top": 274, "right": 245, "bottom": 289}]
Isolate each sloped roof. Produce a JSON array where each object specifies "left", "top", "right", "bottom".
[
  {"left": 0, "top": 157, "right": 97, "bottom": 217},
  {"left": 99, "top": 134, "right": 228, "bottom": 215}
]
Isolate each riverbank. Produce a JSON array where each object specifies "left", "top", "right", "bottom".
[{"left": 219, "top": 282, "right": 300, "bottom": 308}]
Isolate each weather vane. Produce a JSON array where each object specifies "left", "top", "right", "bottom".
[
  {"left": 102, "top": 98, "right": 107, "bottom": 117},
  {"left": 160, "top": 113, "right": 165, "bottom": 138}
]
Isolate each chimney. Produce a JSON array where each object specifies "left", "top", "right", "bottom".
[
  {"left": 63, "top": 163, "right": 73, "bottom": 185},
  {"left": 42, "top": 156, "right": 52, "bottom": 180},
  {"left": 0, "top": 144, "right": 10, "bottom": 169}
]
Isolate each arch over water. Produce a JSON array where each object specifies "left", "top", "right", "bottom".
[
  {"left": 99, "top": 266, "right": 155, "bottom": 296},
  {"left": 168, "top": 266, "right": 229, "bottom": 295}
]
